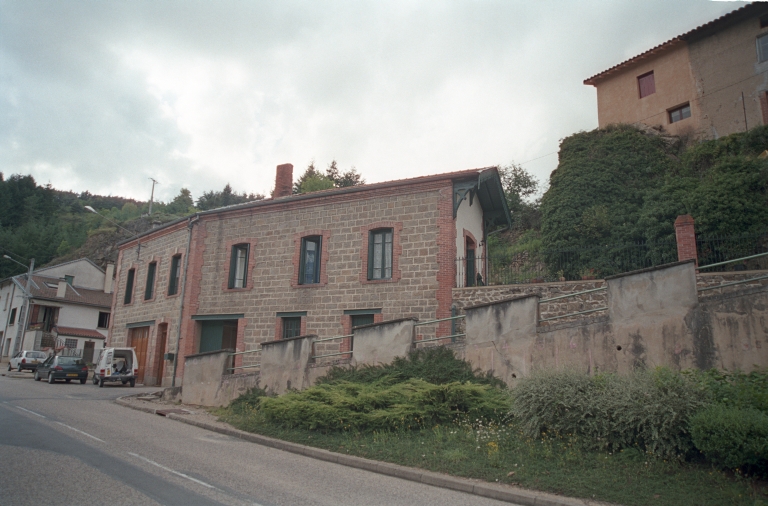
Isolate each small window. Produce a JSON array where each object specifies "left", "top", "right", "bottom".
[
  {"left": 98, "top": 312, "right": 110, "bottom": 328},
  {"left": 124, "top": 268, "right": 135, "bottom": 304},
  {"left": 64, "top": 338, "right": 78, "bottom": 349},
  {"left": 282, "top": 317, "right": 302, "bottom": 339},
  {"left": 299, "top": 236, "right": 322, "bottom": 285},
  {"left": 144, "top": 261, "right": 157, "bottom": 300},
  {"left": 368, "top": 229, "right": 393, "bottom": 280},
  {"left": 669, "top": 103, "right": 691, "bottom": 123},
  {"left": 759, "top": 33, "right": 768, "bottom": 62},
  {"left": 228, "top": 244, "right": 249, "bottom": 289},
  {"left": 638, "top": 71, "right": 655, "bottom": 98},
  {"left": 168, "top": 254, "right": 181, "bottom": 295},
  {"left": 64, "top": 275, "right": 74, "bottom": 286},
  {"left": 9, "top": 308, "right": 17, "bottom": 325},
  {"left": 351, "top": 314, "right": 375, "bottom": 328}
]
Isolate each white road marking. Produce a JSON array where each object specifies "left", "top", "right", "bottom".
[
  {"left": 128, "top": 452, "right": 217, "bottom": 489},
  {"left": 55, "top": 421, "right": 105, "bottom": 442},
  {"left": 15, "top": 406, "right": 46, "bottom": 418}
]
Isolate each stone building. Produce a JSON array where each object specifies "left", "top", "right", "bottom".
[
  {"left": 107, "top": 164, "right": 510, "bottom": 386},
  {"left": 584, "top": 3, "right": 768, "bottom": 139}
]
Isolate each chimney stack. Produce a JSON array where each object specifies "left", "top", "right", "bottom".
[{"left": 272, "top": 163, "right": 293, "bottom": 198}]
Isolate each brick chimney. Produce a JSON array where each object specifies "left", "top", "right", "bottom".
[
  {"left": 272, "top": 163, "right": 293, "bottom": 198},
  {"left": 674, "top": 214, "right": 698, "bottom": 266}
]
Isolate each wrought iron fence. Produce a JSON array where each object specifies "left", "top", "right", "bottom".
[
  {"left": 457, "top": 239, "right": 678, "bottom": 287},
  {"left": 697, "top": 230, "right": 768, "bottom": 270}
]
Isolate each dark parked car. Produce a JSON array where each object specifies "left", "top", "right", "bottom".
[{"left": 35, "top": 356, "right": 88, "bottom": 384}]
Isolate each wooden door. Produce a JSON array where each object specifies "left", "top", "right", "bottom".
[
  {"left": 153, "top": 324, "right": 168, "bottom": 386},
  {"left": 129, "top": 326, "right": 150, "bottom": 384}
]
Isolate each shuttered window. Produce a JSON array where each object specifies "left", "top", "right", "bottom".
[
  {"left": 168, "top": 254, "right": 181, "bottom": 295},
  {"left": 124, "top": 268, "right": 135, "bottom": 304},
  {"left": 638, "top": 71, "right": 655, "bottom": 98},
  {"left": 144, "top": 262, "right": 157, "bottom": 300}
]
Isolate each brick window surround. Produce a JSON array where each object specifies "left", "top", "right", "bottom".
[
  {"left": 123, "top": 264, "right": 138, "bottom": 306},
  {"left": 274, "top": 312, "right": 308, "bottom": 340},
  {"left": 221, "top": 238, "right": 258, "bottom": 292},
  {"left": 359, "top": 221, "right": 403, "bottom": 284},
  {"left": 291, "top": 230, "right": 330, "bottom": 288},
  {"left": 143, "top": 256, "right": 161, "bottom": 303}
]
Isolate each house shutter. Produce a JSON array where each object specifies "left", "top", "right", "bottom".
[
  {"left": 638, "top": 72, "right": 655, "bottom": 98},
  {"left": 29, "top": 305, "right": 40, "bottom": 324}
]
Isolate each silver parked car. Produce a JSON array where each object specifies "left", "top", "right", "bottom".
[{"left": 8, "top": 350, "right": 48, "bottom": 372}]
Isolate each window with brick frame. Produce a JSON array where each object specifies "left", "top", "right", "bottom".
[
  {"left": 282, "top": 317, "right": 302, "bottom": 339},
  {"left": 168, "top": 254, "right": 181, "bottom": 295},
  {"left": 368, "top": 228, "right": 393, "bottom": 280},
  {"left": 299, "top": 236, "right": 322, "bottom": 285},
  {"left": 124, "top": 268, "right": 135, "bottom": 305},
  {"left": 228, "top": 244, "right": 250, "bottom": 289},
  {"left": 668, "top": 103, "right": 691, "bottom": 124},
  {"left": 144, "top": 261, "right": 157, "bottom": 300},
  {"left": 638, "top": 71, "right": 655, "bottom": 98}
]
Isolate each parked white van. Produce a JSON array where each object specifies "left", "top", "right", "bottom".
[{"left": 93, "top": 347, "right": 138, "bottom": 387}]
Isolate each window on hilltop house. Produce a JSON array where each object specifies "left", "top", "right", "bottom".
[
  {"left": 299, "top": 236, "right": 322, "bottom": 284},
  {"left": 759, "top": 33, "right": 768, "bottom": 62},
  {"left": 228, "top": 244, "right": 250, "bottom": 289},
  {"left": 9, "top": 308, "right": 17, "bottom": 325},
  {"left": 144, "top": 261, "right": 157, "bottom": 300},
  {"left": 638, "top": 71, "right": 655, "bottom": 98},
  {"left": 64, "top": 275, "right": 74, "bottom": 286},
  {"left": 368, "top": 229, "right": 393, "bottom": 280},
  {"left": 282, "top": 317, "right": 302, "bottom": 339},
  {"left": 98, "top": 312, "right": 110, "bottom": 328},
  {"left": 124, "top": 268, "right": 135, "bottom": 304},
  {"left": 168, "top": 254, "right": 181, "bottom": 295},
  {"left": 669, "top": 103, "right": 691, "bottom": 123}
]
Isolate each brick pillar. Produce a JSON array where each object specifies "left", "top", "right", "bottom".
[
  {"left": 272, "top": 163, "right": 293, "bottom": 198},
  {"left": 674, "top": 214, "right": 698, "bottom": 266}
]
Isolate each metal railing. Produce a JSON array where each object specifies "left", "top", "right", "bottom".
[
  {"left": 697, "top": 231, "right": 768, "bottom": 270},
  {"left": 310, "top": 334, "right": 353, "bottom": 359},
  {"left": 226, "top": 348, "right": 261, "bottom": 372},
  {"left": 538, "top": 286, "right": 608, "bottom": 323},
  {"left": 697, "top": 252, "right": 768, "bottom": 293},
  {"left": 412, "top": 315, "right": 465, "bottom": 345}
]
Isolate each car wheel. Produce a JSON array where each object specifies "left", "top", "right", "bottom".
[
  {"left": 6, "top": 363, "right": 11, "bottom": 371},
  {"left": 80, "top": 378, "right": 86, "bottom": 384},
  {"left": 34, "top": 371, "right": 41, "bottom": 381},
  {"left": 99, "top": 378, "right": 104, "bottom": 388},
  {"left": 130, "top": 379, "right": 136, "bottom": 387},
  {"left": 121, "top": 380, "right": 127, "bottom": 385},
  {"left": 92, "top": 376, "right": 99, "bottom": 385},
  {"left": 65, "top": 379, "right": 71, "bottom": 383},
  {"left": 48, "top": 372, "right": 55, "bottom": 384},
  {"left": 17, "top": 364, "right": 22, "bottom": 372}
]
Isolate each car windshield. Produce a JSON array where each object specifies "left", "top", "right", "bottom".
[
  {"left": 29, "top": 352, "right": 46, "bottom": 359},
  {"left": 57, "top": 357, "right": 84, "bottom": 366}
]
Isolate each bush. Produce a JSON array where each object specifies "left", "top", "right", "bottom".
[
  {"left": 685, "top": 369, "right": 768, "bottom": 413},
  {"left": 510, "top": 368, "right": 708, "bottom": 458},
  {"left": 690, "top": 404, "right": 768, "bottom": 472},
  {"left": 258, "top": 379, "right": 509, "bottom": 432},
  {"left": 316, "top": 346, "right": 505, "bottom": 389}
]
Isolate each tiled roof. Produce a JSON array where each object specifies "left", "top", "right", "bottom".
[
  {"left": 54, "top": 326, "right": 106, "bottom": 339},
  {"left": 584, "top": 3, "right": 763, "bottom": 85},
  {"left": 24, "top": 275, "right": 112, "bottom": 308}
]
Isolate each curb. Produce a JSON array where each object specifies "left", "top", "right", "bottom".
[{"left": 115, "top": 395, "right": 588, "bottom": 506}]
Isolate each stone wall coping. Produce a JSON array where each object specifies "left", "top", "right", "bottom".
[
  {"left": 353, "top": 317, "right": 418, "bottom": 331},
  {"left": 452, "top": 280, "right": 604, "bottom": 291},
  {"left": 260, "top": 334, "right": 318, "bottom": 347},
  {"left": 537, "top": 314, "right": 610, "bottom": 334},
  {"left": 463, "top": 293, "right": 540, "bottom": 311},
  {"left": 184, "top": 348, "right": 235, "bottom": 360},
  {"left": 604, "top": 259, "right": 696, "bottom": 281}
]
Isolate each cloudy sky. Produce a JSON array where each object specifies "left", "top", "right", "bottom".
[{"left": 0, "top": 0, "right": 741, "bottom": 204}]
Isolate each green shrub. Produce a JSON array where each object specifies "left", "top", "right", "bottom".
[
  {"left": 685, "top": 369, "right": 768, "bottom": 412},
  {"left": 511, "top": 368, "right": 707, "bottom": 458},
  {"left": 316, "top": 346, "right": 505, "bottom": 389},
  {"left": 258, "top": 379, "right": 509, "bottom": 432},
  {"left": 690, "top": 404, "right": 768, "bottom": 472}
]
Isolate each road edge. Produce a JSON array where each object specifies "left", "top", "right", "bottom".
[{"left": 114, "top": 394, "right": 590, "bottom": 506}]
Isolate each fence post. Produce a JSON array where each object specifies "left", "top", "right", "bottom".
[{"left": 674, "top": 215, "right": 698, "bottom": 266}]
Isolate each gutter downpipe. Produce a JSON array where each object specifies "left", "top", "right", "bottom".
[{"left": 171, "top": 215, "right": 198, "bottom": 387}]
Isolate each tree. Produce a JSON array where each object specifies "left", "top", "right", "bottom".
[
  {"left": 166, "top": 188, "right": 195, "bottom": 215},
  {"left": 497, "top": 164, "right": 541, "bottom": 230},
  {"left": 294, "top": 160, "right": 365, "bottom": 194},
  {"left": 325, "top": 160, "right": 365, "bottom": 188}
]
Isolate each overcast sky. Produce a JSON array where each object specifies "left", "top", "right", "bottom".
[{"left": 0, "top": 0, "right": 741, "bottom": 204}]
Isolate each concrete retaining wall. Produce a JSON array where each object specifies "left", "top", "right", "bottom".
[
  {"left": 351, "top": 318, "right": 416, "bottom": 367},
  {"left": 181, "top": 349, "right": 234, "bottom": 406},
  {"left": 260, "top": 334, "right": 314, "bottom": 395}
]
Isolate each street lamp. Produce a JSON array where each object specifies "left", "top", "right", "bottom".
[{"left": 2, "top": 255, "right": 34, "bottom": 355}]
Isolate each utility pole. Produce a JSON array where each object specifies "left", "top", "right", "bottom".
[
  {"left": 148, "top": 178, "right": 160, "bottom": 216},
  {"left": 3, "top": 256, "right": 34, "bottom": 355}
]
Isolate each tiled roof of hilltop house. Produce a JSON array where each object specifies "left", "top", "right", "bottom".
[{"left": 584, "top": 3, "right": 765, "bottom": 85}]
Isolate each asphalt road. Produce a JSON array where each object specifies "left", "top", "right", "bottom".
[{"left": 0, "top": 372, "right": 514, "bottom": 506}]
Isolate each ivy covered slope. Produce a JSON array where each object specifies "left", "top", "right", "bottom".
[{"left": 540, "top": 124, "right": 768, "bottom": 251}]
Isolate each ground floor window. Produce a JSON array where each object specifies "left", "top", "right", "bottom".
[{"left": 199, "top": 320, "right": 238, "bottom": 353}]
